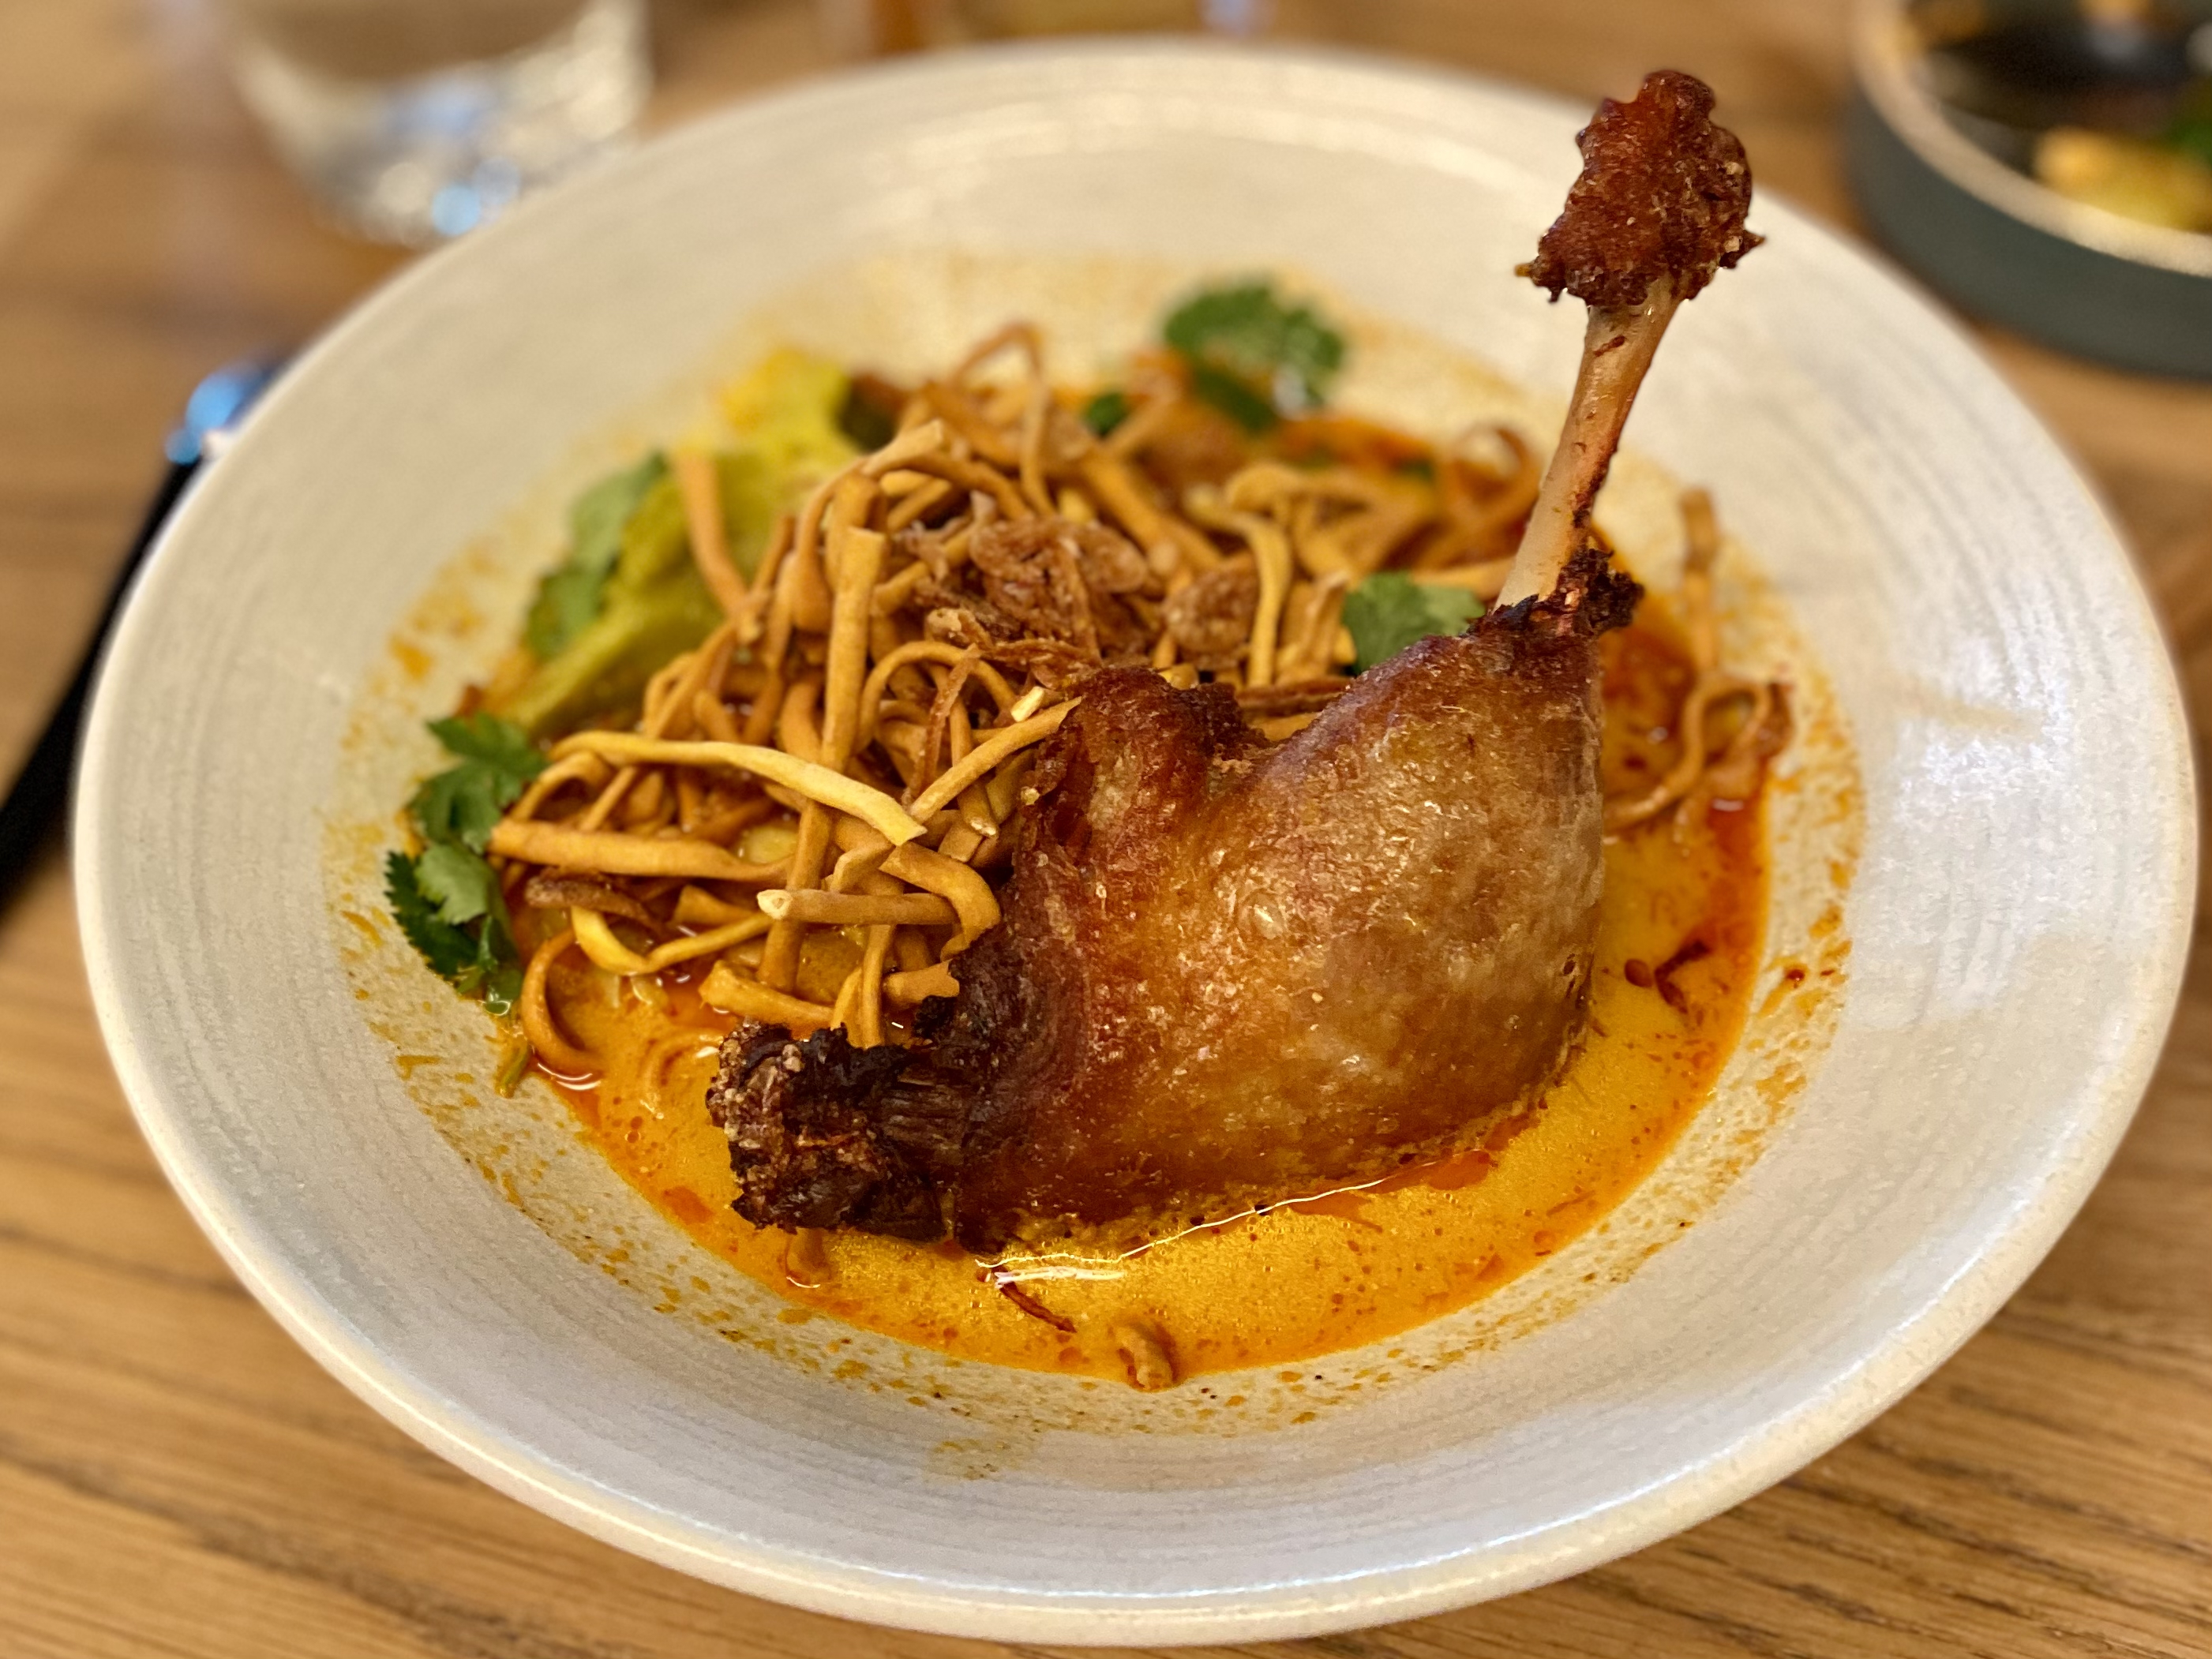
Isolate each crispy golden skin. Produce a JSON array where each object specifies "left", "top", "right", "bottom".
[
  {"left": 950, "top": 635, "right": 1609, "bottom": 1245},
  {"left": 710, "top": 552, "right": 1640, "bottom": 1252}
]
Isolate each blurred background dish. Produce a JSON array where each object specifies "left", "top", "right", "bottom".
[{"left": 1850, "top": 0, "right": 2212, "bottom": 376}]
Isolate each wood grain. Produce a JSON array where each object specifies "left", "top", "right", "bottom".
[{"left": 1, "top": 2, "right": 2206, "bottom": 1655}]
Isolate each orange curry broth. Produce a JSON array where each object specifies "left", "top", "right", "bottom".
[{"left": 532, "top": 616, "right": 1768, "bottom": 1384}]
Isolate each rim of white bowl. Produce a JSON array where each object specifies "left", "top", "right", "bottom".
[{"left": 74, "top": 39, "right": 2196, "bottom": 1644}]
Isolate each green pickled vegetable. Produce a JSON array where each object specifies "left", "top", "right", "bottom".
[
  {"left": 502, "top": 471, "right": 722, "bottom": 735},
  {"left": 525, "top": 451, "right": 666, "bottom": 659},
  {"left": 715, "top": 448, "right": 782, "bottom": 582},
  {"left": 500, "top": 349, "right": 858, "bottom": 740},
  {"left": 500, "top": 579, "right": 722, "bottom": 739},
  {"left": 720, "top": 347, "right": 858, "bottom": 481}
]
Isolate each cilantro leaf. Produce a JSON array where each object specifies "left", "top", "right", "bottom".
[
  {"left": 386, "top": 847, "right": 524, "bottom": 1011},
  {"left": 385, "top": 850, "right": 483, "bottom": 989},
  {"left": 1185, "top": 365, "right": 1278, "bottom": 433},
  {"left": 410, "top": 766, "right": 501, "bottom": 854},
  {"left": 1162, "top": 280, "right": 1347, "bottom": 431},
  {"left": 1082, "top": 389, "right": 1130, "bottom": 436},
  {"left": 477, "top": 914, "right": 523, "bottom": 1017},
  {"left": 392, "top": 718, "right": 538, "bottom": 1007},
  {"left": 1341, "top": 572, "right": 1483, "bottom": 672},
  {"left": 524, "top": 452, "right": 667, "bottom": 657},
  {"left": 428, "top": 712, "right": 544, "bottom": 774},
  {"left": 408, "top": 714, "right": 546, "bottom": 853},
  {"left": 414, "top": 842, "right": 501, "bottom": 925}
]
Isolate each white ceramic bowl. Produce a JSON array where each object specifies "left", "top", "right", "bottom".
[{"left": 77, "top": 43, "right": 2193, "bottom": 1644}]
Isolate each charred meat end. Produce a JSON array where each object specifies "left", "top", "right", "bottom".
[
  {"left": 704, "top": 1024, "right": 963, "bottom": 1241},
  {"left": 1521, "top": 69, "right": 1760, "bottom": 311}
]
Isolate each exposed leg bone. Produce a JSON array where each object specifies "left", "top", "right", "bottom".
[{"left": 1499, "top": 277, "right": 1681, "bottom": 606}]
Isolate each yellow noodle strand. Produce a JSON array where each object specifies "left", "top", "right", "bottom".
[
  {"left": 857, "top": 642, "right": 1018, "bottom": 746},
  {"left": 488, "top": 820, "right": 787, "bottom": 882},
  {"left": 756, "top": 889, "right": 958, "bottom": 927},
  {"left": 673, "top": 449, "right": 748, "bottom": 621},
  {"left": 821, "top": 525, "right": 886, "bottom": 769},
  {"left": 861, "top": 419, "right": 947, "bottom": 477},
  {"left": 905, "top": 702, "right": 1078, "bottom": 822},
  {"left": 519, "top": 930, "right": 595, "bottom": 1075},
  {"left": 548, "top": 733, "right": 924, "bottom": 844},
  {"left": 884, "top": 961, "right": 959, "bottom": 1006},
  {"left": 699, "top": 961, "right": 836, "bottom": 1032},
  {"left": 571, "top": 908, "right": 652, "bottom": 974},
  {"left": 854, "top": 924, "right": 894, "bottom": 1047}
]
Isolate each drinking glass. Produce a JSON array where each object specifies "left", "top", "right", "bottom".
[{"left": 220, "top": 0, "right": 651, "bottom": 245}]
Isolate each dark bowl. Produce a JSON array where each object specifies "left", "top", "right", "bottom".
[{"left": 1848, "top": 0, "right": 2212, "bottom": 377}]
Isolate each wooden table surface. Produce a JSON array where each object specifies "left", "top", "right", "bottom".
[{"left": 4, "top": 2, "right": 2209, "bottom": 1655}]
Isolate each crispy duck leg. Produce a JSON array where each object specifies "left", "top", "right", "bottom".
[{"left": 709, "top": 70, "right": 1759, "bottom": 1253}]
